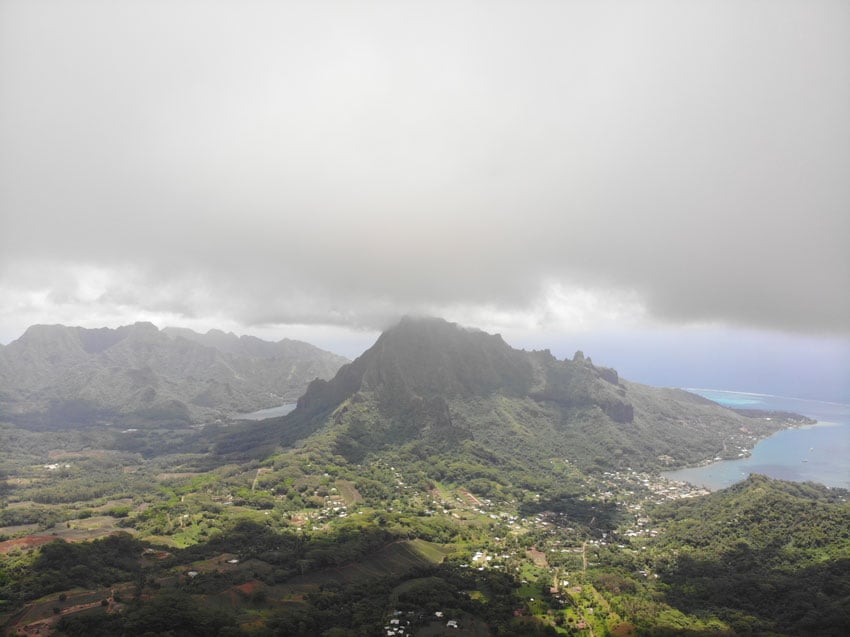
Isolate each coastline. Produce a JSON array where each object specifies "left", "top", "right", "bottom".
[{"left": 662, "top": 389, "right": 850, "bottom": 491}]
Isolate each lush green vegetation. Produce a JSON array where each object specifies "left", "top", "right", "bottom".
[
  {"left": 4, "top": 414, "right": 847, "bottom": 636},
  {"left": 647, "top": 476, "right": 850, "bottom": 635},
  {"left": 2, "top": 319, "right": 846, "bottom": 635},
  {"left": 1, "top": 533, "right": 142, "bottom": 601}
]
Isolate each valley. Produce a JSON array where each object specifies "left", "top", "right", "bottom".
[
  {"left": 0, "top": 323, "right": 348, "bottom": 428},
  {"left": 1, "top": 318, "right": 847, "bottom": 636},
  {"left": 0, "top": 435, "right": 716, "bottom": 636}
]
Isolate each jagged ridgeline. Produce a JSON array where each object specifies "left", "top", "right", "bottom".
[
  {"left": 232, "top": 317, "right": 780, "bottom": 471},
  {"left": 0, "top": 323, "right": 348, "bottom": 427}
]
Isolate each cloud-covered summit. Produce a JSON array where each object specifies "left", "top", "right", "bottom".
[{"left": 1, "top": 1, "right": 847, "bottom": 339}]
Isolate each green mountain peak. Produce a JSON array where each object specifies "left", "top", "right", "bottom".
[{"left": 268, "top": 317, "right": 780, "bottom": 473}]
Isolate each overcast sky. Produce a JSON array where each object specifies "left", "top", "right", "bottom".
[{"left": 1, "top": 1, "right": 848, "bottom": 399}]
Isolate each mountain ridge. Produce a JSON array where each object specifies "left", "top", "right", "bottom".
[
  {"left": 0, "top": 323, "right": 348, "bottom": 427},
  {"left": 257, "top": 316, "right": 784, "bottom": 472}
]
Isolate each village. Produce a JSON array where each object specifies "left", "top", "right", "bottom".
[{"left": 2, "top": 449, "right": 717, "bottom": 636}]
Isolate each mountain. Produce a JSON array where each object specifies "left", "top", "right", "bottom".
[
  {"left": 2, "top": 317, "right": 843, "bottom": 636},
  {"left": 248, "top": 316, "right": 785, "bottom": 472},
  {"left": 0, "top": 323, "right": 348, "bottom": 427}
]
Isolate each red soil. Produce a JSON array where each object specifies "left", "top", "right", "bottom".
[{"left": 0, "top": 535, "right": 57, "bottom": 554}]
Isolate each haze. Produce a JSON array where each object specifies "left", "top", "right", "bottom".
[{"left": 1, "top": 1, "right": 847, "bottom": 401}]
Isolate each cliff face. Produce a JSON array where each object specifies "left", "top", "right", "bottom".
[{"left": 272, "top": 317, "right": 771, "bottom": 471}]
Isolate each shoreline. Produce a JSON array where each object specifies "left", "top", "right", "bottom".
[{"left": 661, "top": 390, "right": 850, "bottom": 491}]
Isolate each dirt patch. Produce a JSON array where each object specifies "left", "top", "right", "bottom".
[
  {"left": 0, "top": 535, "right": 57, "bottom": 554},
  {"left": 51, "top": 518, "right": 135, "bottom": 542},
  {"left": 610, "top": 621, "right": 638, "bottom": 637},
  {"left": 460, "top": 490, "right": 483, "bottom": 507},
  {"left": 0, "top": 524, "right": 135, "bottom": 554},
  {"left": 526, "top": 548, "right": 548, "bottom": 568},
  {"left": 141, "top": 548, "right": 173, "bottom": 562},
  {"left": 234, "top": 580, "right": 262, "bottom": 595},
  {"left": 5, "top": 584, "right": 134, "bottom": 635}
]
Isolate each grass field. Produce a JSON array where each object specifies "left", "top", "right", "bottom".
[{"left": 335, "top": 479, "right": 363, "bottom": 505}]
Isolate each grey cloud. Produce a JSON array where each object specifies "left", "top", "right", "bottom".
[{"left": 1, "top": 1, "right": 848, "bottom": 335}]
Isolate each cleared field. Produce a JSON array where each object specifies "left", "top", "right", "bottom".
[
  {"left": 0, "top": 523, "right": 39, "bottom": 537},
  {"left": 155, "top": 472, "right": 204, "bottom": 481},
  {"left": 0, "top": 535, "right": 56, "bottom": 554},
  {"left": 185, "top": 555, "right": 274, "bottom": 579},
  {"left": 4, "top": 582, "right": 136, "bottom": 635},
  {"left": 91, "top": 498, "right": 134, "bottom": 511},
  {"left": 0, "top": 518, "right": 133, "bottom": 553},
  {"left": 335, "top": 479, "right": 363, "bottom": 504}
]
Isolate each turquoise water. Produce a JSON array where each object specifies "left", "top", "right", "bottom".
[{"left": 662, "top": 390, "right": 850, "bottom": 490}]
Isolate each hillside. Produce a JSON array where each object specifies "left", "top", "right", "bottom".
[
  {"left": 250, "top": 316, "right": 785, "bottom": 473},
  {"left": 1, "top": 317, "right": 845, "bottom": 636},
  {"left": 647, "top": 475, "right": 850, "bottom": 634},
  {"left": 0, "top": 323, "right": 348, "bottom": 427}
]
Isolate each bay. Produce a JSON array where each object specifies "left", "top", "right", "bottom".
[
  {"left": 237, "top": 403, "right": 297, "bottom": 420},
  {"left": 662, "top": 389, "right": 850, "bottom": 490}
]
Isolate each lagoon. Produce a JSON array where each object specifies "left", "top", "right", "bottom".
[{"left": 662, "top": 389, "right": 850, "bottom": 490}]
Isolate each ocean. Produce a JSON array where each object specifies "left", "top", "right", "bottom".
[{"left": 661, "top": 389, "right": 850, "bottom": 490}]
